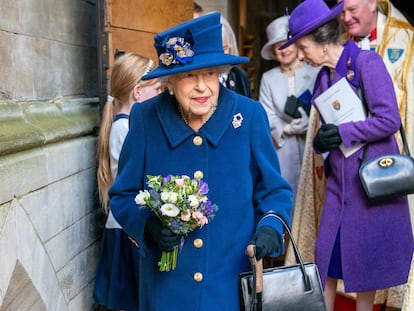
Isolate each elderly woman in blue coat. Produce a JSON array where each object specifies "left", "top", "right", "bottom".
[
  {"left": 279, "top": 1, "right": 413, "bottom": 311},
  {"left": 108, "top": 12, "right": 293, "bottom": 311}
]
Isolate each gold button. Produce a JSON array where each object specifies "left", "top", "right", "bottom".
[
  {"left": 193, "top": 136, "right": 203, "bottom": 146},
  {"left": 193, "top": 272, "right": 203, "bottom": 282},
  {"left": 193, "top": 238, "right": 203, "bottom": 248}
]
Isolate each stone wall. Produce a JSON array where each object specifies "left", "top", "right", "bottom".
[{"left": 0, "top": 1, "right": 100, "bottom": 310}]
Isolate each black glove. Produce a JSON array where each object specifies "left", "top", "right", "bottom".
[
  {"left": 313, "top": 123, "right": 342, "bottom": 152},
  {"left": 249, "top": 226, "right": 281, "bottom": 260},
  {"left": 144, "top": 216, "right": 181, "bottom": 251}
]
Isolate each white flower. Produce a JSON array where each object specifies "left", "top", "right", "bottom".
[
  {"left": 194, "top": 170, "right": 204, "bottom": 180},
  {"left": 161, "top": 191, "right": 178, "bottom": 203},
  {"left": 135, "top": 190, "right": 150, "bottom": 205},
  {"left": 160, "top": 203, "right": 180, "bottom": 217},
  {"left": 188, "top": 194, "right": 199, "bottom": 207},
  {"left": 159, "top": 53, "right": 173, "bottom": 66}
]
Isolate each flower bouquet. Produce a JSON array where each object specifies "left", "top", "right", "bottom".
[{"left": 135, "top": 171, "right": 218, "bottom": 272}]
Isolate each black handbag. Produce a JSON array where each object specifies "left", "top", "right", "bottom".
[
  {"left": 284, "top": 95, "right": 303, "bottom": 118},
  {"left": 358, "top": 125, "right": 414, "bottom": 202},
  {"left": 284, "top": 90, "right": 312, "bottom": 118},
  {"left": 239, "top": 211, "right": 327, "bottom": 311}
]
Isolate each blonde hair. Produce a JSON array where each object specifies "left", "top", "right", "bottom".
[{"left": 97, "top": 52, "right": 155, "bottom": 214}]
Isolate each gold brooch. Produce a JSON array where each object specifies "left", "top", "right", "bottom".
[{"left": 346, "top": 70, "right": 355, "bottom": 81}]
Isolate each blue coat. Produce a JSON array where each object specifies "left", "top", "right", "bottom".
[
  {"left": 109, "top": 86, "right": 293, "bottom": 311},
  {"left": 313, "top": 41, "right": 413, "bottom": 292}
]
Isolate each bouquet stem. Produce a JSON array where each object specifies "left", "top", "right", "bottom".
[{"left": 158, "top": 246, "right": 179, "bottom": 272}]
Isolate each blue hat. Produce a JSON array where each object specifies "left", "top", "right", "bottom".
[
  {"left": 142, "top": 12, "right": 249, "bottom": 80},
  {"left": 279, "top": 0, "right": 344, "bottom": 50}
]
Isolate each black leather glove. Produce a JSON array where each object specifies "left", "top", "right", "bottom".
[
  {"left": 144, "top": 216, "right": 182, "bottom": 251},
  {"left": 313, "top": 123, "right": 342, "bottom": 152},
  {"left": 249, "top": 226, "right": 281, "bottom": 260}
]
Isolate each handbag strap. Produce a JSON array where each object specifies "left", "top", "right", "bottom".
[
  {"left": 361, "top": 125, "right": 411, "bottom": 163},
  {"left": 400, "top": 125, "right": 411, "bottom": 156},
  {"left": 357, "top": 80, "right": 411, "bottom": 163},
  {"left": 246, "top": 211, "right": 312, "bottom": 309}
]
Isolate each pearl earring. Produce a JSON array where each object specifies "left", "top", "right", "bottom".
[{"left": 168, "top": 89, "right": 174, "bottom": 96}]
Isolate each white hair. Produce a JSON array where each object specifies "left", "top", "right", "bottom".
[{"left": 220, "top": 16, "right": 240, "bottom": 56}]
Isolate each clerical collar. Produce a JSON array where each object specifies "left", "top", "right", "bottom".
[{"left": 354, "top": 28, "right": 377, "bottom": 43}]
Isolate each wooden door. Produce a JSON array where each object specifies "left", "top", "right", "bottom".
[{"left": 96, "top": 0, "right": 193, "bottom": 107}]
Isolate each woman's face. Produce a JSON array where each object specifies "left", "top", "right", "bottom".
[
  {"left": 169, "top": 67, "right": 220, "bottom": 122},
  {"left": 272, "top": 41, "right": 299, "bottom": 66},
  {"left": 296, "top": 36, "right": 326, "bottom": 67}
]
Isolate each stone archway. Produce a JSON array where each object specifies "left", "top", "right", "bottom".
[
  {"left": 1, "top": 262, "right": 47, "bottom": 310},
  {"left": 0, "top": 199, "right": 67, "bottom": 311}
]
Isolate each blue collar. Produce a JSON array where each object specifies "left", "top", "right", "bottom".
[{"left": 113, "top": 113, "right": 129, "bottom": 122}]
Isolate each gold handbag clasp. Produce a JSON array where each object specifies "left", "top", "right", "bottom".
[{"left": 379, "top": 157, "right": 394, "bottom": 167}]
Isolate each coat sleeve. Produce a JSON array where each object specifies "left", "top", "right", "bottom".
[
  {"left": 339, "top": 51, "right": 401, "bottom": 147},
  {"left": 249, "top": 102, "right": 294, "bottom": 255}
]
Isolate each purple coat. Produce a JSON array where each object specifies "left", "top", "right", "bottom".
[{"left": 313, "top": 41, "right": 413, "bottom": 292}]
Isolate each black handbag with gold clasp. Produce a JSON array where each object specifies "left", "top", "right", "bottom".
[{"left": 358, "top": 125, "right": 414, "bottom": 202}]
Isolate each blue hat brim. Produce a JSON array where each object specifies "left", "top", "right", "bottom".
[
  {"left": 278, "top": 1, "right": 344, "bottom": 50},
  {"left": 142, "top": 53, "right": 249, "bottom": 80}
]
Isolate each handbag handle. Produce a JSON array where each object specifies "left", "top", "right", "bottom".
[
  {"left": 262, "top": 211, "right": 312, "bottom": 291},
  {"left": 246, "top": 211, "right": 312, "bottom": 309}
]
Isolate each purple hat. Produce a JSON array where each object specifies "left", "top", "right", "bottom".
[
  {"left": 142, "top": 12, "right": 249, "bottom": 80},
  {"left": 279, "top": 0, "right": 344, "bottom": 50}
]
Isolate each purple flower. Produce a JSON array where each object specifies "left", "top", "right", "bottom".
[{"left": 198, "top": 180, "right": 209, "bottom": 195}]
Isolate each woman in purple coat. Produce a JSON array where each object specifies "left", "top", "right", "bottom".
[
  {"left": 280, "top": 0, "right": 413, "bottom": 311},
  {"left": 108, "top": 12, "right": 293, "bottom": 311}
]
